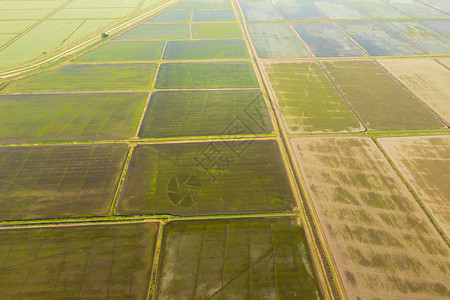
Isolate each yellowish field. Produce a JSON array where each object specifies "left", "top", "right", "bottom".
[
  {"left": 291, "top": 137, "right": 450, "bottom": 299},
  {"left": 378, "top": 136, "right": 450, "bottom": 236},
  {"left": 438, "top": 57, "right": 450, "bottom": 68},
  {"left": 378, "top": 58, "right": 450, "bottom": 124}
]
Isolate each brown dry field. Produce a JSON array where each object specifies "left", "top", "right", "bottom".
[
  {"left": 291, "top": 136, "right": 450, "bottom": 299},
  {"left": 378, "top": 135, "right": 450, "bottom": 236},
  {"left": 378, "top": 58, "right": 450, "bottom": 124}
]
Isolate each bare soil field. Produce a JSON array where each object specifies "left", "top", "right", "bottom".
[
  {"left": 378, "top": 58, "right": 450, "bottom": 124},
  {"left": 291, "top": 136, "right": 450, "bottom": 299},
  {"left": 378, "top": 135, "right": 450, "bottom": 236}
]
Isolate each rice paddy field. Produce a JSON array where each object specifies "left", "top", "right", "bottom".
[{"left": 0, "top": 0, "right": 449, "bottom": 298}]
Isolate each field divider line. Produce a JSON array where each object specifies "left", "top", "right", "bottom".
[
  {"left": 0, "top": 0, "right": 180, "bottom": 78},
  {"left": 286, "top": 22, "right": 316, "bottom": 58},
  {"left": 317, "top": 61, "right": 367, "bottom": 133},
  {"left": 234, "top": 1, "right": 342, "bottom": 299},
  {"left": 110, "top": 146, "right": 135, "bottom": 217},
  {"left": 147, "top": 220, "right": 166, "bottom": 299},
  {"left": 330, "top": 21, "right": 372, "bottom": 57},
  {"left": 374, "top": 60, "right": 450, "bottom": 128},
  {"left": 372, "top": 137, "right": 449, "bottom": 247}
]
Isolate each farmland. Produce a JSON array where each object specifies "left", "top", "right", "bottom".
[
  {"left": 155, "top": 217, "right": 322, "bottom": 299},
  {"left": 0, "top": 222, "right": 159, "bottom": 298},
  {"left": 291, "top": 137, "right": 450, "bottom": 299},
  {"left": 0, "top": 0, "right": 449, "bottom": 298},
  {"left": 117, "top": 140, "right": 295, "bottom": 216}
]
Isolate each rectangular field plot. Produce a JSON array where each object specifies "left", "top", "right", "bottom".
[
  {"left": 291, "top": 137, "right": 450, "bottom": 299},
  {"left": 170, "top": 0, "right": 231, "bottom": 10},
  {"left": 309, "top": 0, "right": 368, "bottom": 20},
  {"left": 75, "top": 41, "right": 164, "bottom": 62},
  {"left": 423, "top": 20, "right": 450, "bottom": 37},
  {"left": 116, "top": 24, "right": 190, "bottom": 40},
  {"left": 139, "top": 90, "right": 272, "bottom": 138},
  {"left": 263, "top": 62, "right": 363, "bottom": 133},
  {"left": 192, "top": 10, "right": 236, "bottom": 22},
  {"left": 116, "top": 140, "right": 295, "bottom": 216},
  {"left": 155, "top": 62, "right": 258, "bottom": 89},
  {"left": 50, "top": 8, "right": 135, "bottom": 19},
  {"left": 145, "top": 10, "right": 192, "bottom": 22},
  {"left": 344, "top": 0, "right": 410, "bottom": 19},
  {"left": 247, "top": 22, "right": 310, "bottom": 59},
  {"left": 322, "top": 60, "right": 444, "bottom": 130},
  {"left": 0, "top": 20, "right": 36, "bottom": 34},
  {"left": 378, "top": 136, "right": 450, "bottom": 236},
  {"left": 163, "top": 40, "right": 249, "bottom": 60},
  {"left": 0, "top": 9, "right": 52, "bottom": 20},
  {"left": 383, "top": 0, "right": 448, "bottom": 19},
  {"left": 155, "top": 217, "right": 322, "bottom": 299},
  {"left": 378, "top": 58, "right": 450, "bottom": 123},
  {"left": 0, "top": 222, "right": 158, "bottom": 298},
  {"left": 0, "top": 144, "right": 128, "bottom": 220},
  {"left": 291, "top": 22, "right": 366, "bottom": 57},
  {"left": 381, "top": 21, "right": 450, "bottom": 54},
  {"left": 191, "top": 23, "right": 242, "bottom": 39},
  {"left": 337, "top": 22, "right": 424, "bottom": 56},
  {"left": 4, "top": 63, "right": 157, "bottom": 93},
  {"left": 272, "top": 0, "right": 325, "bottom": 20},
  {"left": 238, "top": 0, "right": 283, "bottom": 21},
  {"left": 0, "top": 93, "right": 148, "bottom": 143}
]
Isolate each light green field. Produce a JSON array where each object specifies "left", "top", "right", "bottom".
[
  {"left": 155, "top": 62, "right": 258, "bottom": 89},
  {"left": 263, "top": 62, "right": 363, "bottom": 133},
  {"left": 322, "top": 60, "right": 444, "bottom": 130},
  {"left": 163, "top": 40, "right": 249, "bottom": 60},
  {"left": 4, "top": 63, "right": 157, "bottom": 93},
  {"left": 63, "top": 19, "right": 115, "bottom": 44},
  {"left": 0, "top": 1, "right": 65, "bottom": 10},
  {"left": 0, "top": 93, "right": 148, "bottom": 143},
  {"left": 146, "top": 10, "right": 192, "bottom": 22},
  {"left": 65, "top": 0, "right": 141, "bottom": 9},
  {"left": 117, "top": 23, "right": 190, "bottom": 40},
  {"left": 191, "top": 23, "right": 242, "bottom": 39},
  {"left": 50, "top": 8, "right": 135, "bottom": 19},
  {"left": 0, "top": 34, "right": 15, "bottom": 48},
  {"left": 0, "top": 20, "right": 36, "bottom": 34},
  {"left": 76, "top": 41, "right": 164, "bottom": 62},
  {"left": 171, "top": 0, "right": 231, "bottom": 10},
  {"left": 0, "top": 9, "right": 52, "bottom": 20},
  {"left": 139, "top": 90, "right": 272, "bottom": 137},
  {"left": 192, "top": 10, "right": 236, "bottom": 22}
]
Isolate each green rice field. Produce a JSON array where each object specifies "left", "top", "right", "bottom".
[
  {"left": 139, "top": 90, "right": 272, "bottom": 138},
  {"left": 155, "top": 217, "right": 322, "bottom": 298},
  {"left": 0, "top": 222, "right": 158, "bottom": 298},
  {"left": 0, "top": 144, "right": 128, "bottom": 220},
  {"left": 191, "top": 23, "right": 242, "bottom": 39},
  {"left": 163, "top": 40, "right": 249, "bottom": 60},
  {"left": 117, "top": 140, "right": 295, "bottom": 216}
]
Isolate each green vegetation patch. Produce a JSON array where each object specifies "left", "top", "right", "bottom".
[
  {"left": 163, "top": 40, "right": 249, "bottom": 60},
  {"left": 247, "top": 22, "right": 310, "bottom": 58},
  {"left": 322, "top": 60, "right": 444, "bottom": 130},
  {"left": 0, "top": 222, "right": 158, "bottom": 298},
  {"left": 139, "top": 90, "right": 272, "bottom": 138},
  {"left": 155, "top": 62, "right": 258, "bottom": 89},
  {"left": 0, "top": 144, "right": 128, "bottom": 220},
  {"left": 117, "top": 140, "right": 295, "bottom": 215},
  {"left": 171, "top": 0, "right": 231, "bottom": 10},
  {"left": 155, "top": 217, "right": 322, "bottom": 298},
  {"left": 75, "top": 41, "right": 164, "bottom": 62},
  {"left": 192, "top": 23, "right": 242, "bottom": 39},
  {"left": 4, "top": 63, "right": 157, "bottom": 93},
  {"left": 264, "top": 62, "right": 362, "bottom": 133},
  {"left": 0, "top": 93, "right": 148, "bottom": 143},
  {"left": 192, "top": 10, "right": 236, "bottom": 22},
  {"left": 116, "top": 24, "right": 190, "bottom": 40},
  {"left": 146, "top": 10, "right": 192, "bottom": 22}
]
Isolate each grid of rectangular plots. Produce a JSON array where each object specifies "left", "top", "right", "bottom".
[
  {"left": 291, "top": 137, "right": 450, "bottom": 299},
  {"left": 378, "top": 58, "right": 450, "bottom": 124},
  {"left": 116, "top": 140, "right": 295, "bottom": 216},
  {"left": 321, "top": 60, "right": 444, "bottom": 131},
  {"left": 378, "top": 136, "right": 450, "bottom": 236},
  {"left": 263, "top": 61, "right": 363, "bottom": 133},
  {"left": 154, "top": 217, "right": 322, "bottom": 299},
  {"left": 3, "top": 63, "right": 157, "bottom": 93},
  {"left": 0, "top": 93, "right": 148, "bottom": 143},
  {"left": 247, "top": 22, "right": 310, "bottom": 59},
  {"left": 139, "top": 90, "right": 273, "bottom": 138},
  {"left": 0, "top": 222, "right": 159, "bottom": 299},
  {"left": 0, "top": 144, "right": 128, "bottom": 220},
  {"left": 155, "top": 62, "right": 259, "bottom": 89}
]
